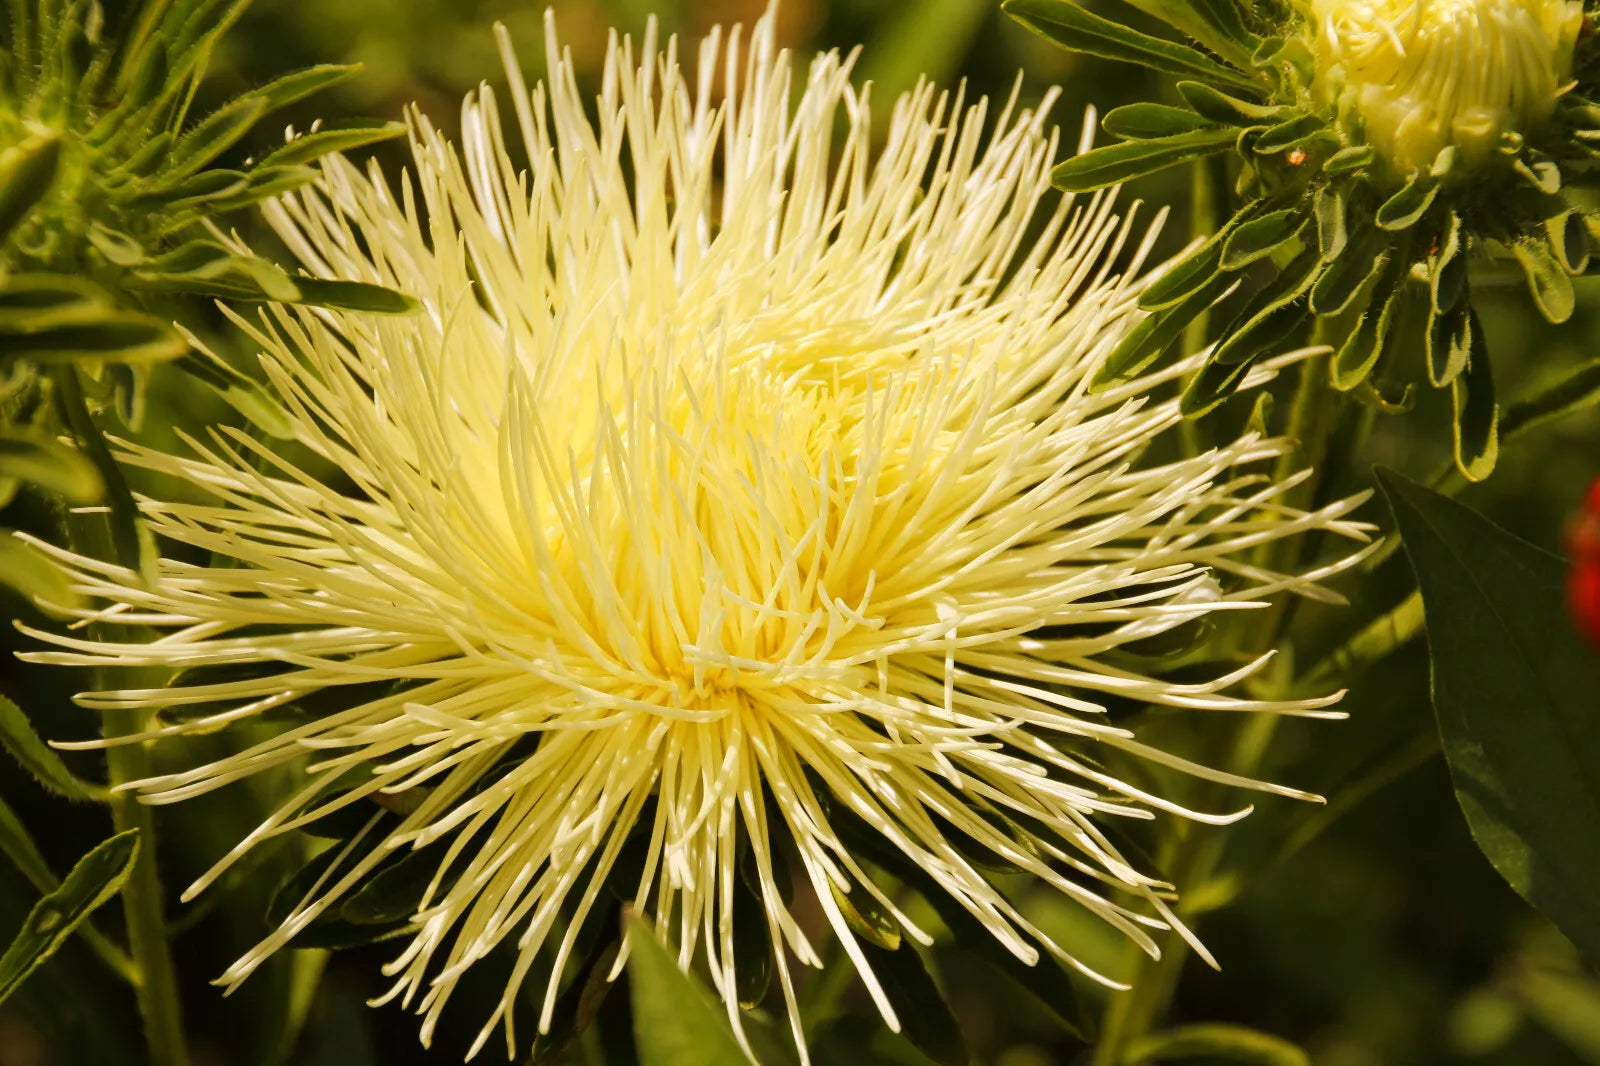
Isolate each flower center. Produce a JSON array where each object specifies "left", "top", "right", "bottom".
[{"left": 1305, "top": 0, "right": 1584, "bottom": 170}]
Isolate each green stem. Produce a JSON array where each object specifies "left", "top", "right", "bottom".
[
  {"left": 1094, "top": 350, "right": 1343, "bottom": 1065},
  {"left": 54, "top": 370, "right": 189, "bottom": 1066}
]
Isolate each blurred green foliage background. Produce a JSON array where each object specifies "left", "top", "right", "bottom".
[{"left": 2, "top": 1, "right": 1598, "bottom": 1065}]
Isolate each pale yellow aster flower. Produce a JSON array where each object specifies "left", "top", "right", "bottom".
[
  {"left": 23, "top": 11, "right": 1374, "bottom": 1061},
  {"left": 1306, "top": 0, "right": 1585, "bottom": 170}
]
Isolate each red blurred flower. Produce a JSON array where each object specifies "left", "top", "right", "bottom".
[{"left": 1570, "top": 476, "right": 1600, "bottom": 651}]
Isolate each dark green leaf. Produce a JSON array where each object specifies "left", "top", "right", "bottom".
[
  {"left": 1219, "top": 207, "right": 1304, "bottom": 270},
  {"left": 1052, "top": 129, "right": 1239, "bottom": 192},
  {"left": 206, "top": 164, "right": 319, "bottom": 212},
  {"left": 1116, "top": 0, "right": 1257, "bottom": 67},
  {"left": 1102, "top": 103, "right": 1219, "bottom": 140},
  {"left": 0, "top": 696, "right": 99, "bottom": 801},
  {"left": 528, "top": 939, "right": 620, "bottom": 1065},
  {"left": 1139, "top": 208, "right": 1241, "bottom": 310},
  {"left": 1003, "top": 0, "right": 1259, "bottom": 90},
  {"left": 131, "top": 242, "right": 301, "bottom": 302},
  {"left": 0, "top": 130, "right": 61, "bottom": 241},
  {"left": 0, "top": 830, "right": 139, "bottom": 1007},
  {"left": 0, "top": 533, "right": 85, "bottom": 614},
  {"left": 1179, "top": 345, "right": 1257, "bottom": 416},
  {"left": 1098, "top": 275, "right": 1227, "bottom": 386},
  {"left": 1427, "top": 213, "right": 1466, "bottom": 314},
  {"left": 624, "top": 913, "right": 751, "bottom": 1066},
  {"left": 174, "top": 350, "right": 297, "bottom": 439},
  {"left": 340, "top": 847, "right": 434, "bottom": 926},
  {"left": 733, "top": 867, "right": 772, "bottom": 1009},
  {"left": 1513, "top": 236, "right": 1576, "bottom": 322},
  {"left": 1331, "top": 258, "right": 1415, "bottom": 391},
  {"left": 860, "top": 941, "right": 968, "bottom": 1066},
  {"left": 1126, "top": 1022, "right": 1310, "bottom": 1064},
  {"left": 290, "top": 278, "right": 419, "bottom": 314},
  {"left": 1378, "top": 469, "right": 1600, "bottom": 965},
  {"left": 1450, "top": 317, "right": 1498, "bottom": 480},
  {"left": 1212, "top": 251, "right": 1319, "bottom": 366},
  {"left": 258, "top": 120, "right": 407, "bottom": 168}
]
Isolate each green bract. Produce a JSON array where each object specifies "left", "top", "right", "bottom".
[{"left": 1005, "top": 0, "right": 1600, "bottom": 480}]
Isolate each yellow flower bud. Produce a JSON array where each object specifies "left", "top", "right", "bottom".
[{"left": 1306, "top": 0, "right": 1585, "bottom": 171}]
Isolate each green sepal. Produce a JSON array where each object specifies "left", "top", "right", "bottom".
[
  {"left": 1450, "top": 309, "right": 1498, "bottom": 480},
  {"left": 1375, "top": 172, "right": 1437, "bottom": 231},
  {"left": 1002, "top": 0, "right": 1260, "bottom": 91},
  {"left": 1098, "top": 275, "right": 1227, "bottom": 386},
  {"left": 1253, "top": 113, "right": 1323, "bottom": 154},
  {"left": 1331, "top": 255, "right": 1414, "bottom": 391},
  {"left": 1219, "top": 206, "right": 1305, "bottom": 270},
  {"left": 1313, "top": 186, "right": 1346, "bottom": 262},
  {"left": 1512, "top": 235, "right": 1576, "bottom": 323},
  {"left": 0, "top": 130, "right": 61, "bottom": 242},
  {"left": 1324, "top": 145, "right": 1375, "bottom": 174},
  {"left": 1308, "top": 226, "right": 1388, "bottom": 316},
  {"left": 1177, "top": 79, "right": 1285, "bottom": 125},
  {"left": 1426, "top": 300, "right": 1472, "bottom": 389},
  {"left": 1052, "top": 128, "right": 1239, "bottom": 191},
  {"left": 1101, "top": 103, "right": 1218, "bottom": 140},
  {"left": 1427, "top": 212, "right": 1466, "bottom": 314},
  {"left": 257, "top": 119, "right": 407, "bottom": 168}
]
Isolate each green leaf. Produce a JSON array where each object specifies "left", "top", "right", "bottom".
[
  {"left": 289, "top": 278, "right": 420, "bottom": 314},
  {"left": 1450, "top": 317, "right": 1498, "bottom": 481},
  {"left": 1331, "top": 257, "right": 1414, "bottom": 391},
  {"left": 1219, "top": 207, "right": 1304, "bottom": 270},
  {"left": 1212, "top": 251, "right": 1319, "bottom": 366},
  {"left": 1375, "top": 172, "right": 1437, "bottom": 231},
  {"left": 1177, "top": 79, "right": 1285, "bottom": 125},
  {"left": 0, "top": 532, "right": 85, "bottom": 614},
  {"left": 1544, "top": 209, "right": 1590, "bottom": 275},
  {"left": 0, "top": 696, "right": 100, "bottom": 801},
  {"left": 1308, "top": 227, "right": 1388, "bottom": 317},
  {"left": 1139, "top": 211, "right": 1239, "bottom": 310},
  {"left": 0, "top": 433, "right": 100, "bottom": 503},
  {"left": 166, "top": 95, "right": 268, "bottom": 180},
  {"left": 1126, "top": 1022, "right": 1310, "bottom": 1064},
  {"left": 528, "top": 939, "right": 621, "bottom": 1065},
  {"left": 174, "top": 348, "right": 297, "bottom": 439},
  {"left": 1114, "top": 0, "right": 1258, "bottom": 67},
  {"left": 249, "top": 63, "right": 363, "bottom": 114},
  {"left": 1324, "top": 145, "right": 1375, "bottom": 174},
  {"left": 1512, "top": 236, "right": 1576, "bottom": 323},
  {"left": 0, "top": 830, "right": 140, "bottom": 1007},
  {"left": 1052, "top": 129, "right": 1239, "bottom": 192},
  {"left": 1377, "top": 469, "right": 1600, "bottom": 965},
  {"left": 1003, "top": 0, "right": 1260, "bottom": 90},
  {"left": 130, "top": 241, "right": 301, "bottom": 302},
  {"left": 258, "top": 120, "right": 407, "bottom": 168},
  {"left": 860, "top": 940, "right": 969, "bottom": 1066},
  {"left": 624, "top": 912, "right": 751, "bottom": 1066},
  {"left": 1102, "top": 103, "right": 1219, "bottom": 140},
  {"left": 831, "top": 882, "right": 902, "bottom": 951},
  {"left": 1098, "top": 275, "right": 1226, "bottom": 386},
  {"left": 0, "top": 130, "right": 61, "bottom": 241},
  {"left": 1427, "top": 213, "right": 1467, "bottom": 314},
  {"left": 1252, "top": 113, "right": 1323, "bottom": 154},
  {"left": 206, "top": 164, "right": 318, "bottom": 212}
]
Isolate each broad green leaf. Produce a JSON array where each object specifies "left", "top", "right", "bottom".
[
  {"left": 0, "top": 130, "right": 61, "bottom": 241},
  {"left": 1450, "top": 318, "right": 1498, "bottom": 480},
  {"left": 258, "top": 120, "right": 407, "bottom": 168},
  {"left": 1003, "top": 0, "right": 1259, "bottom": 91},
  {"left": 290, "top": 278, "right": 420, "bottom": 314},
  {"left": 1052, "top": 129, "right": 1239, "bottom": 192},
  {"left": 1378, "top": 469, "right": 1600, "bottom": 965},
  {"left": 0, "top": 696, "right": 100, "bottom": 801},
  {"left": 624, "top": 913, "right": 751, "bottom": 1066},
  {"left": 859, "top": 941, "right": 968, "bottom": 1066},
  {"left": 1126, "top": 1022, "right": 1310, "bottom": 1064},
  {"left": 0, "top": 433, "right": 103, "bottom": 503},
  {"left": 1102, "top": 103, "right": 1218, "bottom": 140},
  {"left": 1513, "top": 236, "right": 1576, "bottom": 323},
  {"left": 1219, "top": 207, "right": 1304, "bottom": 270},
  {"left": 0, "top": 830, "right": 140, "bottom": 1007}
]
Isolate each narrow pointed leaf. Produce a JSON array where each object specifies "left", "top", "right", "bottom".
[
  {"left": 1427, "top": 213, "right": 1466, "bottom": 314},
  {"left": 290, "top": 278, "right": 419, "bottom": 314},
  {"left": 1002, "top": 0, "right": 1259, "bottom": 90},
  {"left": 1501, "top": 355, "right": 1600, "bottom": 440},
  {"left": 1332, "top": 256, "right": 1411, "bottom": 391},
  {"left": 624, "top": 913, "right": 751, "bottom": 1066},
  {"left": 0, "top": 275, "right": 115, "bottom": 332},
  {"left": 860, "top": 940, "right": 969, "bottom": 1066},
  {"left": 1378, "top": 469, "right": 1600, "bottom": 965},
  {"left": 258, "top": 120, "right": 407, "bottom": 168},
  {"left": 250, "top": 63, "right": 363, "bottom": 114},
  {"left": 1178, "top": 79, "right": 1286, "bottom": 124},
  {"left": 167, "top": 95, "right": 267, "bottom": 179},
  {"left": 1099, "top": 275, "right": 1227, "bottom": 386},
  {"left": 0, "top": 696, "right": 100, "bottom": 801},
  {"left": 1052, "top": 128, "right": 1238, "bottom": 191},
  {"left": 0, "top": 314, "right": 186, "bottom": 365},
  {"left": 0, "top": 830, "right": 140, "bottom": 1007}
]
